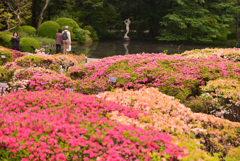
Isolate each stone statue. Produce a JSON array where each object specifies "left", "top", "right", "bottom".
[{"left": 124, "top": 18, "right": 131, "bottom": 39}]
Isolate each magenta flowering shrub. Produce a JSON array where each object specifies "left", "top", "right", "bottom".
[
  {"left": 7, "top": 67, "right": 57, "bottom": 91},
  {"left": 68, "top": 53, "right": 240, "bottom": 103},
  {"left": 0, "top": 90, "right": 185, "bottom": 160},
  {"left": 27, "top": 73, "right": 74, "bottom": 91},
  {"left": 13, "top": 67, "right": 56, "bottom": 80},
  {"left": 9, "top": 49, "right": 25, "bottom": 60},
  {"left": 1, "top": 47, "right": 26, "bottom": 60}
]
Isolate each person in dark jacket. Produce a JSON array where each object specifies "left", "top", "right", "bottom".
[
  {"left": 10, "top": 31, "right": 21, "bottom": 51},
  {"left": 55, "top": 28, "right": 63, "bottom": 54}
]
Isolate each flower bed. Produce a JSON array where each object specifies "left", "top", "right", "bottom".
[
  {"left": 68, "top": 53, "right": 240, "bottom": 104},
  {"left": 0, "top": 90, "right": 185, "bottom": 160},
  {"left": 98, "top": 87, "right": 240, "bottom": 159},
  {"left": 180, "top": 48, "right": 240, "bottom": 62}
]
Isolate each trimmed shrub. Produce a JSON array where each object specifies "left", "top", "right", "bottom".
[
  {"left": 56, "top": 18, "right": 79, "bottom": 32},
  {"left": 19, "top": 37, "right": 40, "bottom": 52},
  {"left": 0, "top": 46, "right": 14, "bottom": 65},
  {"left": 83, "top": 25, "right": 99, "bottom": 41},
  {"left": 22, "top": 25, "right": 36, "bottom": 35},
  {"left": 13, "top": 26, "right": 23, "bottom": 33},
  {"left": 38, "top": 21, "right": 60, "bottom": 39},
  {"left": 0, "top": 32, "right": 12, "bottom": 48}
]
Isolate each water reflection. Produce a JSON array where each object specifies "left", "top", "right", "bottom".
[
  {"left": 123, "top": 41, "right": 130, "bottom": 55},
  {"left": 44, "top": 40, "right": 234, "bottom": 58}
]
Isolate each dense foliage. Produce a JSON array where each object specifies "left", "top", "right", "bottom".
[
  {"left": 22, "top": 0, "right": 240, "bottom": 41},
  {"left": 83, "top": 26, "right": 99, "bottom": 41},
  {"left": 0, "top": 32, "right": 12, "bottom": 48}
]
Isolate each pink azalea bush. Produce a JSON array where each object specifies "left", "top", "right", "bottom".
[
  {"left": 8, "top": 67, "right": 74, "bottom": 91},
  {"left": 7, "top": 67, "right": 59, "bottom": 91},
  {"left": 15, "top": 55, "right": 61, "bottom": 73},
  {"left": 0, "top": 90, "right": 185, "bottom": 160},
  {"left": 28, "top": 73, "right": 74, "bottom": 91},
  {"left": 3, "top": 47, "right": 26, "bottom": 60},
  {"left": 98, "top": 87, "right": 240, "bottom": 159},
  {"left": 68, "top": 53, "right": 240, "bottom": 108},
  {"left": 180, "top": 48, "right": 240, "bottom": 62}
]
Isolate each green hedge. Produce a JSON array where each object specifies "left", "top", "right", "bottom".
[
  {"left": 22, "top": 26, "right": 36, "bottom": 36},
  {"left": 0, "top": 47, "right": 13, "bottom": 65},
  {"left": 56, "top": 18, "right": 79, "bottom": 31},
  {"left": 83, "top": 25, "right": 98, "bottom": 41},
  {"left": 13, "top": 26, "right": 23, "bottom": 33},
  {"left": 38, "top": 21, "right": 60, "bottom": 39},
  {"left": 0, "top": 32, "right": 12, "bottom": 48},
  {"left": 19, "top": 37, "right": 40, "bottom": 53}
]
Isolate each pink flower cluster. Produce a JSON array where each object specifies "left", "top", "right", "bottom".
[
  {"left": 0, "top": 90, "right": 185, "bottom": 160},
  {"left": 28, "top": 73, "right": 74, "bottom": 91}
]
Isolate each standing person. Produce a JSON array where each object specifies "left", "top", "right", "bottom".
[
  {"left": 55, "top": 28, "right": 63, "bottom": 54},
  {"left": 10, "top": 31, "right": 21, "bottom": 51},
  {"left": 62, "top": 26, "right": 71, "bottom": 54},
  {"left": 237, "top": 40, "right": 240, "bottom": 48}
]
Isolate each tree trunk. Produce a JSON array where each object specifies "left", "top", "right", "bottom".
[
  {"left": 236, "top": 18, "right": 239, "bottom": 42},
  {"left": 36, "top": 0, "right": 50, "bottom": 33},
  {"left": 31, "top": 0, "right": 37, "bottom": 28}
]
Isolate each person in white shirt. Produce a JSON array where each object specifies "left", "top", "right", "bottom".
[{"left": 62, "top": 26, "right": 71, "bottom": 54}]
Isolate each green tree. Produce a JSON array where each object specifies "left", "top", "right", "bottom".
[
  {"left": 157, "top": 0, "right": 236, "bottom": 41},
  {"left": 1, "top": 0, "right": 32, "bottom": 32}
]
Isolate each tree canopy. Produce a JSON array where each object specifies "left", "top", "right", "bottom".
[{"left": 1, "top": 0, "right": 240, "bottom": 41}]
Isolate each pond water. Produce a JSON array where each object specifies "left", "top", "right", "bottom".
[{"left": 44, "top": 40, "right": 235, "bottom": 58}]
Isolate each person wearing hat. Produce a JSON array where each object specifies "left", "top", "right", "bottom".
[{"left": 62, "top": 26, "right": 71, "bottom": 54}]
